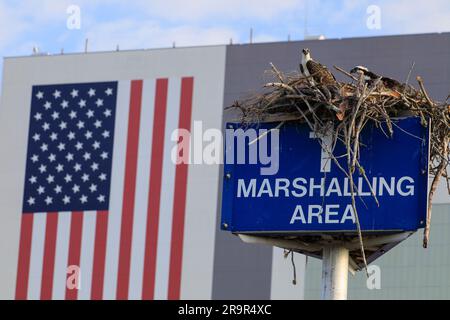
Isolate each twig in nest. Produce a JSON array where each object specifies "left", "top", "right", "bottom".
[
  {"left": 264, "top": 82, "right": 296, "bottom": 93},
  {"left": 424, "top": 135, "right": 449, "bottom": 248},
  {"left": 248, "top": 121, "right": 285, "bottom": 145},
  {"left": 334, "top": 65, "right": 358, "bottom": 81},
  {"left": 283, "top": 249, "right": 297, "bottom": 285},
  {"left": 291, "top": 251, "right": 297, "bottom": 285},
  {"left": 405, "top": 61, "right": 415, "bottom": 85},
  {"left": 417, "top": 76, "right": 435, "bottom": 108},
  {"left": 344, "top": 92, "right": 369, "bottom": 276},
  {"left": 270, "top": 62, "right": 285, "bottom": 83}
]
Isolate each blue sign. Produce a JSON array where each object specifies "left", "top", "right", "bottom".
[{"left": 221, "top": 117, "right": 429, "bottom": 234}]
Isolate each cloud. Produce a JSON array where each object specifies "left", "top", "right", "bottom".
[
  {"left": 379, "top": 0, "right": 450, "bottom": 34},
  {"left": 133, "top": 0, "right": 303, "bottom": 22},
  {"left": 0, "top": 0, "right": 121, "bottom": 51},
  {"left": 0, "top": 0, "right": 73, "bottom": 52},
  {"left": 326, "top": 0, "right": 366, "bottom": 25},
  {"left": 16, "top": 0, "right": 70, "bottom": 22},
  {"left": 0, "top": 2, "right": 27, "bottom": 51},
  {"left": 83, "top": 19, "right": 240, "bottom": 51},
  {"left": 1, "top": 0, "right": 450, "bottom": 57}
]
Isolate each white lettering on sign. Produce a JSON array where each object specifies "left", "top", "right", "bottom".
[
  {"left": 397, "top": 176, "right": 415, "bottom": 196},
  {"left": 237, "top": 179, "right": 256, "bottom": 197},
  {"left": 236, "top": 176, "right": 415, "bottom": 225},
  {"left": 237, "top": 177, "right": 415, "bottom": 199},
  {"left": 289, "top": 204, "right": 356, "bottom": 225},
  {"left": 257, "top": 179, "right": 273, "bottom": 197},
  {"left": 325, "top": 204, "right": 340, "bottom": 223}
]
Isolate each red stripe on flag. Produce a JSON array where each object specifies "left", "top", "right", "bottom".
[
  {"left": 91, "top": 210, "right": 108, "bottom": 300},
  {"left": 168, "top": 77, "right": 194, "bottom": 300},
  {"left": 116, "top": 80, "right": 143, "bottom": 299},
  {"left": 142, "top": 78, "right": 169, "bottom": 300},
  {"left": 40, "top": 212, "right": 58, "bottom": 300},
  {"left": 65, "top": 212, "right": 84, "bottom": 300},
  {"left": 15, "top": 213, "right": 34, "bottom": 300}
]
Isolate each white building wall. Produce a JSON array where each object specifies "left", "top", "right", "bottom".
[{"left": 0, "top": 46, "right": 227, "bottom": 299}]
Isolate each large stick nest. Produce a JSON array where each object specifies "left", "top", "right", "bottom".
[{"left": 227, "top": 62, "right": 450, "bottom": 270}]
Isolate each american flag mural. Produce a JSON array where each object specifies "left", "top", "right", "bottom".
[
  {"left": 15, "top": 77, "right": 194, "bottom": 300},
  {"left": 0, "top": 46, "right": 298, "bottom": 301}
]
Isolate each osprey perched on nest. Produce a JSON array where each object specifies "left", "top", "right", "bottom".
[
  {"left": 300, "top": 48, "right": 336, "bottom": 85},
  {"left": 350, "top": 66, "right": 404, "bottom": 91}
]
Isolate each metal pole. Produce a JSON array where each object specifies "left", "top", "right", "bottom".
[{"left": 321, "top": 245, "right": 349, "bottom": 300}]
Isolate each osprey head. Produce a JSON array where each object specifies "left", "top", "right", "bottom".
[
  {"left": 301, "top": 48, "right": 311, "bottom": 62},
  {"left": 350, "top": 65, "right": 369, "bottom": 74}
]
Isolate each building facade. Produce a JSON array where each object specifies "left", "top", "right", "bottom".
[{"left": 0, "top": 32, "right": 449, "bottom": 299}]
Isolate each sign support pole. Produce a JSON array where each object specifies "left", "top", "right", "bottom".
[{"left": 321, "top": 245, "right": 349, "bottom": 300}]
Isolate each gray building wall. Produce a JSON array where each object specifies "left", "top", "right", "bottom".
[{"left": 214, "top": 32, "right": 450, "bottom": 299}]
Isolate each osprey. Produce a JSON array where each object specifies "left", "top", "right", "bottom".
[
  {"left": 300, "top": 48, "right": 336, "bottom": 85},
  {"left": 350, "top": 66, "right": 404, "bottom": 91}
]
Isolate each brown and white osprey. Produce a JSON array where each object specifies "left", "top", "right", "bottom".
[
  {"left": 300, "top": 48, "right": 336, "bottom": 85},
  {"left": 350, "top": 66, "right": 404, "bottom": 91}
]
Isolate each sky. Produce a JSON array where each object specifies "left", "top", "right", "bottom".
[{"left": 1, "top": 0, "right": 450, "bottom": 85}]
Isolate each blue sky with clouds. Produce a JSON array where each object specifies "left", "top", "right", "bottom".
[{"left": 1, "top": 0, "right": 450, "bottom": 86}]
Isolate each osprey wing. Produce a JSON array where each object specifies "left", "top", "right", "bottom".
[
  {"left": 381, "top": 76, "right": 404, "bottom": 91},
  {"left": 306, "top": 60, "right": 336, "bottom": 85}
]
